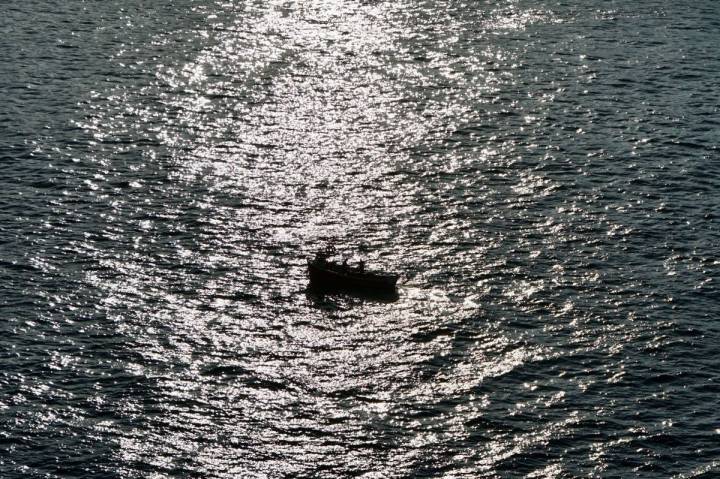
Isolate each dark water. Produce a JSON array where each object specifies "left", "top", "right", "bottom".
[{"left": 2, "top": 1, "right": 720, "bottom": 477}]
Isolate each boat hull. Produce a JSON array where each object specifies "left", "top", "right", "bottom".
[{"left": 308, "top": 260, "right": 398, "bottom": 293}]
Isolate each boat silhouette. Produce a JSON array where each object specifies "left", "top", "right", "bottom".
[{"left": 307, "top": 249, "right": 399, "bottom": 293}]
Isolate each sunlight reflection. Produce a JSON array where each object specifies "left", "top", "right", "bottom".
[{"left": 71, "top": 0, "right": 602, "bottom": 477}]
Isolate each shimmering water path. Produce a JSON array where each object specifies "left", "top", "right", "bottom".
[{"left": 2, "top": 1, "right": 720, "bottom": 477}]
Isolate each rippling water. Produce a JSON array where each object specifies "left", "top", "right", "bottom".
[{"left": 2, "top": 1, "right": 720, "bottom": 477}]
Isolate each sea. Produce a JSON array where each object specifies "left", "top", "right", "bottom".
[{"left": 2, "top": 1, "right": 719, "bottom": 477}]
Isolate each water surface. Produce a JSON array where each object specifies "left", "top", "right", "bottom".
[{"left": 2, "top": 1, "right": 719, "bottom": 477}]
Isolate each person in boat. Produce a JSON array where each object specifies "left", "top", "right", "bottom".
[
  {"left": 358, "top": 260, "right": 365, "bottom": 272},
  {"left": 315, "top": 251, "right": 328, "bottom": 263},
  {"left": 342, "top": 258, "right": 349, "bottom": 269}
]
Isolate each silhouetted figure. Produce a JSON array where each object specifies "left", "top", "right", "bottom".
[{"left": 358, "top": 260, "right": 365, "bottom": 272}]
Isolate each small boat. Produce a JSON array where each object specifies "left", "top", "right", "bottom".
[{"left": 307, "top": 249, "right": 399, "bottom": 293}]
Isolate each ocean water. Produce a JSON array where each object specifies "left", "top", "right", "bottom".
[{"left": 2, "top": 1, "right": 720, "bottom": 477}]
